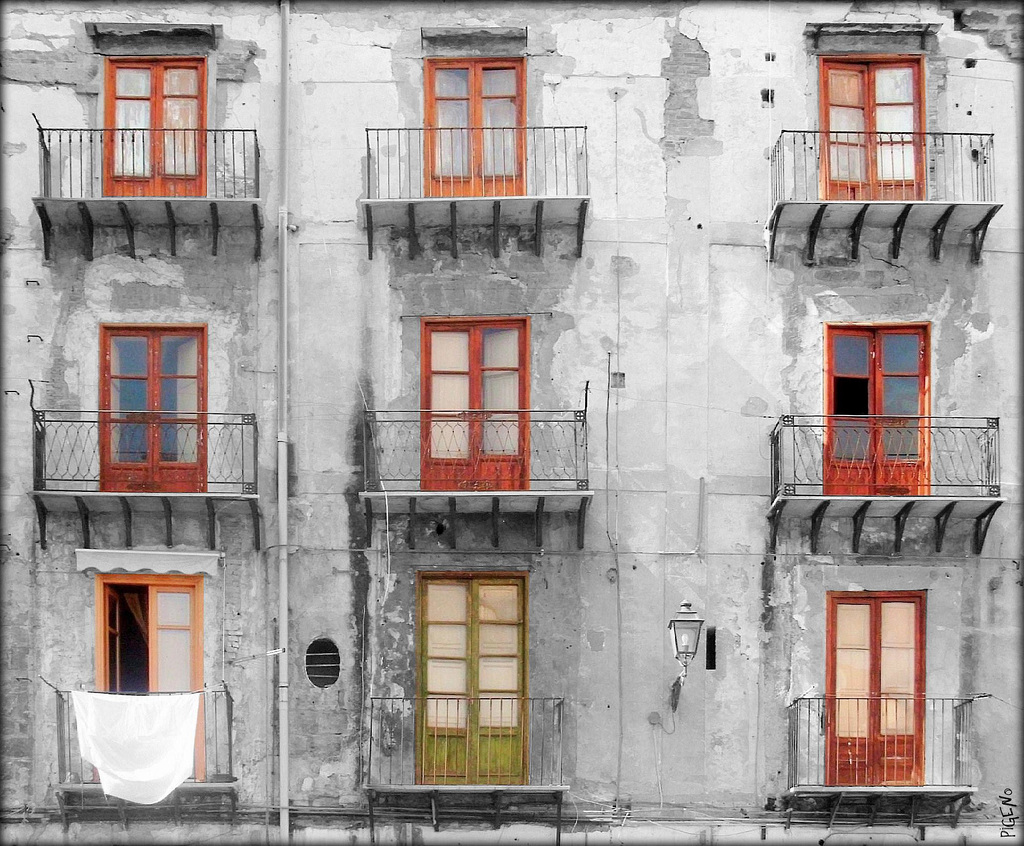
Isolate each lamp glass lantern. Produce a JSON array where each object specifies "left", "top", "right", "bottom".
[{"left": 668, "top": 601, "right": 705, "bottom": 670}]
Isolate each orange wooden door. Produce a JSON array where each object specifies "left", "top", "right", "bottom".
[
  {"left": 821, "top": 59, "right": 924, "bottom": 201},
  {"left": 824, "top": 326, "right": 929, "bottom": 496},
  {"left": 826, "top": 592, "right": 925, "bottom": 786},
  {"left": 425, "top": 59, "right": 525, "bottom": 197},
  {"left": 104, "top": 58, "right": 206, "bottom": 197},
  {"left": 100, "top": 326, "right": 206, "bottom": 493},
  {"left": 421, "top": 319, "right": 529, "bottom": 491}
]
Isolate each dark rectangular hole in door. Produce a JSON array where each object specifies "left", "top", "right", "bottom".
[{"left": 833, "top": 377, "right": 869, "bottom": 415}]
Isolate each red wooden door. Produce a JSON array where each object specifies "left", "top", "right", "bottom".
[
  {"left": 425, "top": 59, "right": 526, "bottom": 197},
  {"left": 421, "top": 319, "right": 529, "bottom": 491},
  {"left": 821, "top": 59, "right": 924, "bottom": 201},
  {"left": 100, "top": 326, "right": 206, "bottom": 493},
  {"left": 826, "top": 592, "right": 925, "bottom": 786},
  {"left": 104, "top": 58, "right": 206, "bottom": 197},
  {"left": 824, "top": 326, "right": 929, "bottom": 496}
]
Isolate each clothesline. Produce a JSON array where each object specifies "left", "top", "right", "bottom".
[{"left": 39, "top": 676, "right": 226, "bottom": 695}]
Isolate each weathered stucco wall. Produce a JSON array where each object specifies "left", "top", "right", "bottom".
[{"left": 1, "top": 1, "right": 1020, "bottom": 842}]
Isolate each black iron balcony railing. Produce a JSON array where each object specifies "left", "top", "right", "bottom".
[
  {"left": 56, "top": 688, "right": 234, "bottom": 785},
  {"left": 33, "top": 409, "right": 258, "bottom": 494},
  {"left": 770, "top": 416, "right": 1000, "bottom": 500},
  {"left": 788, "top": 695, "right": 973, "bottom": 789},
  {"left": 36, "top": 127, "right": 260, "bottom": 199},
  {"left": 367, "top": 696, "right": 564, "bottom": 787},
  {"left": 363, "top": 409, "right": 588, "bottom": 492},
  {"left": 365, "top": 126, "right": 589, "bottom": 200},
  {"left": 770, "top": 131, "right": 995, "bottom": 205}
]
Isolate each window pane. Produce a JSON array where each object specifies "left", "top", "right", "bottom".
[
  {"left": 882, "top": 334, "right": 918, "bottom": 373},
  {"left": 877, "top": 141, "right": 915, "bottom": 182},
  {"left": 832, "top": 420, "right": 869, "bottom": 461},
  {"left": 835, "top": 649, "right": 870, "bottom": 697},
  {"left": 427, "top": 658, "right": 467, "bottom": 693},
  {"left": 479, "top": 657, "right": 518, "bottom": 691},
  {"left": 482, "top": 372, "right": 518, "bottom": 410},
  {"left": 833, "top": 335, "right": 869, "bottom": 376},
  {"left": 829, "top": 142, "right": 865, "bottom": 182},
  {"left": 436, "top": 99, "right": 469, "bottom": 128},
  {"left": 479, "top": 585, "right": 519, "bottom": 622},
  {"left": 434, "top": 124, "right": 469, "bottom": 177},
  {"left": 427, "top": 583, "right": 468, "bottom": 622},
  {"left": 113, "top": 125, "right": 151, "bottom": 177},
  {"left": 482, "top": 69, "right": 517, "bottom": 97},
  {"left": 112, "top": 422, "right": 147, "bottom": 463},
  {"left": 160, "top": 378, "right": 198, "bottom": 414},
  {"left": 427, "top": 624, "right": 467, "bottom": 658},
  {"left": 160, "top": 422, "right": 198, "bottom": 462},
  {"left": 882, "top": 377, "right": 919, "bottom": 415},
  {"left": 483, "top": 98, "right": 516, "bottom": 129},
  {"left": 482, "top": 417, "right": 519, "bottom": 455},
  {"left": 111, "top": 378, "right": 148, "bottom": 412},
  {"left": 157, "top": 591, "right": 190, "bottom": 626},
  {"left": 116, "top": 68, "right": 151, "bottom": 97},
  {"left": 431, "top": 374, "right": 469, "bottom": 411},
  {"left": 432, "top": 332, "right": 469, "bottom": 371},
  {"left": 163, "top": 101, "right": 199, "bottom": 176},
  {"left": 829, "top": 69, "right": 863, "bottom": 106},
  {"left": 881, "top": 647, "right": 915, "bottom": 695},
  {"left": 164, "top": 68, "right": 198, "bottom": 96},
  {"left": 156, "top": 628, "right": 191, "bottom": 691},
  {"left": 426, "top": 695, "right": 467, "bottom": 729},
  {"left": 875, "top": 104, "right": 914, "bottom": 133},
  {"left": 881, "top": 602, "right": 916, "bottom": 646},
  {"left": 435, "top": 68, "right": 468, "bottom": 97},
  {"left": 829, "top": 106, "right": 865, "bottom": 134},
  {"left": 162, "top": 336, "right": 198, "bottom": 375},
  {"left": 875, "top": 68, "right": 913, "bottom": 104},
  {"left": 882, "top": 422, "right": 920, "bottom": 460},
  {"left": 881, "top": 697, "right": 915, "bottom": 735},
  {"left": 482, "top": 329, "right": 518, "bottom": 368},
  {"left": 836, "top": 696, "right": 869, "bottom": 736},
  {"left": 835, "top": 604, "right": 870, "bottom": 648},
  {"left": 112, "top": 337, "right": 148, "bottom": 375},
  {"left": 479, "top": 624, "right": 517, "bottom": 655},
  {"left": 479, "top": 696, "right": 518, "bottom": 728},
  {"left": 431, "top": 418, "right": 469, "bottom": 459},
  {"left": 116, "top": 100, "right": 151, "bottom": 130}
]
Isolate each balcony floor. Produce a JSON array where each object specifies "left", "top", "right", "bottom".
[
  {"left": 55, "top": 781, "right": 237, "bottom": 830},
  {"left": 783, "top": 786, "right": 975, "bottom": 829}
]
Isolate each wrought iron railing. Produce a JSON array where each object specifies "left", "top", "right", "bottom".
[
  {"left": 770, "top": 131, "right": 995, "bottom": 205},
  {"left": 365, "top": 126, "right": 589, "bottom": 200},
  {"left": 788, "top": 695, "right": 973, "bottom": 788},
  {"left": 33, "top": 409, "right": 258, "bottom": 494},
  {"left": 367, "top": 696, "right": 564, "bottom": 787},
  {"left": 363, "top": 409, "right": 588, "bottom": 491},
  {"left": 36, "top": 127, "right": 260, "bottom": 199},
  {"left": 56, "top": 688, "right": 234, "bottom": 785},
  {"left": 770, "top": 416, "right": 999, "bottom": 499}
]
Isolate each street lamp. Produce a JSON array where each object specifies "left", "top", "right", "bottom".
[{"left": 667, "top": 601, "right": 705, "bottom": 685}]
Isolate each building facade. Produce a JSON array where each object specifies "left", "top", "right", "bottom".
[{"left": 1, "top": 2, "right": 1020, "bottom": 843}]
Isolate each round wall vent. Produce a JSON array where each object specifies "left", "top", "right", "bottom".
[{"left": 305, "top": 637, "right": 340, "bottom": 688}]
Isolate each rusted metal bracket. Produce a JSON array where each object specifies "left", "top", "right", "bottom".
[
  {"left": 767, "top": 500, "right": 786, "bottom": 553},
  {"left": 165, "top": 201, "right": 177, "bottom": 256},
  {"left": 364, "top": 499, "right": 373, "bottom": 546},
  {"left": 447, "top": 497, "right": 457, "bottom": 550},
  {"left": 534, "top": 200, "right": 544, "bottom": 257},
  {"left": 891, "top": 204, "right": 913, "bottom": 259},
  {"left": 252, "top": 203, "right": 262, "bottom": 261},
  {"left": 766, "top": 203, "right": 784, "bottom": 262},
  {"left": 828, "top": 792, "right": 844, "bottom": 827},
  {"left": 805, "top": 204, "right": 827, "bottom": 263},
  {"left": 117, "top": 201, "right": 135, "bottom": 259},
  {"left": 210, "top": 202, "right": 220, "bottom": 257},
  {"left": 365, "top": 204, "right": 374, "bottom": 259},
  {"left": 809, "top": 500, "right": 830, "bottom": 554},
  {"left": 576, "top": 495, "right": 588, "bottom": 550},
  {"left": 535, "top": 496, "right": 545, "bottom": 548},
  {"left": 851, "top": 500, "right": 871, "bottom": 553},
  {"left": 449, "top": 202, "right": 458, "bottom": 259},
  {"left": 491, "top": 497, "right": 500, "bottom": 548},
  {"left": 77, "top": 201, "right": 94, "bottom": 261},
  {"left": 930, "top": 204, "right": 956, "bottom": 261},
  {"left": 34, "top": 202, "right": 53, "bottom": 261},
  {"left": 576, "top": 198, "right": 589, "bottom": 258},
  {"left": 970, "top": 205, "right": 1000, "bottom": 264},
  {"left": 492, "top": 200, "right": 501, "bottom": 258},
  {"left": 367, "top": 789, "right": 376, "bottom": 846},
  {"left": 75, "top": 496, "right": 91, "bottom": 549},
  {"left": 934, "top": 501, "right": 955, "bottom": 553},
  {"left": 206, "top": 498, "right": 217, "bottom": 550},
  {"left": 408, "top": 497, "right": 417, "bottom": 549},
  {"left": 160, "top": 496, "right": 172, "bottom": 548},
  {"left": 973, "top": 501, "right": 1001, "bottom": 554},
  {"left": 408, "top": 202, "right": 419, "bottom": 259},
  {"left": 248, "top": 499, "right": 261, "bottom": 550},
  {"left": 430, "top": 791, "right": 440, "bottom": 832},
  {"left": 119, "top": 496, "right": 133, "bottom": 548},
  {"left": 849, "top": 204, "right": 869, "bottom": 260},
  {"left": 892, "top": 501, "right": 914, "bottom": 555},
  {"left": 32, "top": 494, "right": 48, "bottom": 550}
]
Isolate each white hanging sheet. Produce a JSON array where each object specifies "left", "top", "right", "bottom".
[{"left": 71, "top": 691, "right": 201, "bottom": 804}]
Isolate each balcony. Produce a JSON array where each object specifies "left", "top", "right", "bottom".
[
  {"left": 785, "top": 695, "right": 975, "bottom": 827},
  {"left": 366, "top": 696, "right": 567, "bottom": 838},
  {"left": 360, "top": 409, "right": 592, "bottom": 549},
  {"left": 768, "top": 416, "right": 1002, "bottom": 554},
  {"left": 361, "top": 126, "right": 590, "bottom": 259},
  {"left": 31, "top": 409, "right": 260, "bottom": 550},
  {"left": 33, "top": 126, "right": 263, "bottom": 261},
  {"left": 54, "top": 688, "right": 236, "bottom": 828},
  {"left": 767, "top": 131, "right": 1001, "bottom": 263}
]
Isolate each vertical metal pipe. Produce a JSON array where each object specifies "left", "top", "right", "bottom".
[{"left": 277, "top": 0, "right": 292, "bottom": 840}]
